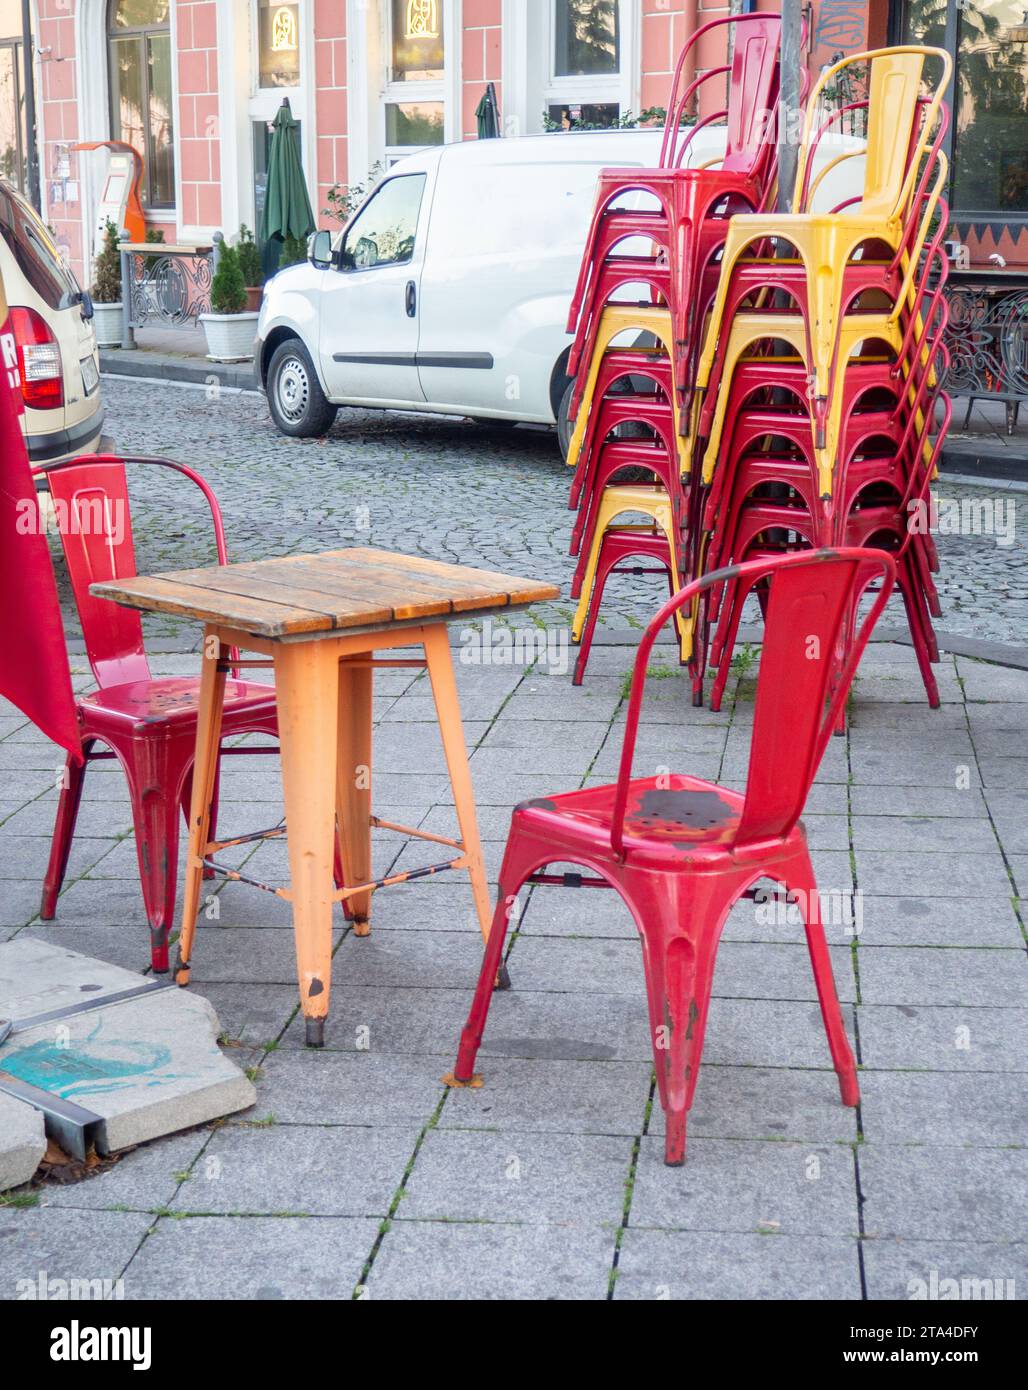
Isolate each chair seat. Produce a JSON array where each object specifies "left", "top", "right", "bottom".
[
  {"left": 515, "top": 772, "right": 754, "bottom": 866},
  {"left": 79, "top": 676, "right": 276, "bottom": 728}
]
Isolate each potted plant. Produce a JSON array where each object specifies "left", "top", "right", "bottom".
[
  {"left": 237, "top": 224, "right": 265, "bottom": 312},
  {"left": 199, "top": 242, "right": 259, "bottom": 362},
  {"left": 90, "top": 219, "right": 124, "bottom": 348}
]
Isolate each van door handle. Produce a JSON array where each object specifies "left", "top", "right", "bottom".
[{"left": 405, "top": 280, "right": 416, "bottom": 317}]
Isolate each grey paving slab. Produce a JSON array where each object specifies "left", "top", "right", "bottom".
[
  {"left": 861, "top": 1237, "right": 1028, "bottom": 1301},
  {"left": 281, "top": 982, "right": 651, "bottom": 1060},
  {"left": 38, "top": 1130, "right": 210, "bottom": 1211},
  {"left": 857, "top": 1004, "right": 1028, "bottom": 1072},
  {"left": 703, "top": 998, "right": 859, "bottom": 1069},
  {"left": 859, "top": 1145, "right": 1028, "bottom": 1241},
  {"left": 122, "top": 1214, "right": 380, "bottom": 1300},
  {"left": 852, "top": 895, "right": 1023, "bottom": 947},
  {"left": 517, "top": 883, "right": 637, "bottom": 939},
  {"left": 850, "top": 785, "right": 989, "bottom": 819},
  {"left": 629, "top": 1138, "right": 859, "bottom": 1236},
  {"left": 191, "top": 982, "right": 298, "bottom": 1049},
  {"left": 711, "top": 942, "right": 857, "bottom": 1004},
  {"left": 850, "top": 816, "right": 997, "bottom": 853},
  {"left": 366, "top": 1219, "right": 614, "bottom": 1299},
  {"left": 194, "top": 1122, "right": 420, "bottom": 1216},
  {"left": 859, "top": 1070, "right": 1027, "bottom": 1146},
  {"left": 857, "top": 945, "right": 1026, "bottom": 1007},
  {"left": 648, "top": 1066, "right": 857, "bottom": 1144},
  {"left": 0, "top": 1093, "right": 46, "bottom": 1193},
  {"left": 0, "top": 1207, "right": 153, "bottom": 1300},
  {"left": 854, "top": 850, "right": 1011, "bottom": 898},
  {"left": 171, "top": 925, "right": 345, "bottom": 985},
  {"left": 959, "top": 661, "right": 1028, "bottom": 702},
  {"left": 256, "top": 1048, "right": 453, "bottom": 1128},
  {"left": 440, "top": 1057, "right": 650, "bottom": 1136},
  {"left": 614, "top": 1229, "right": 861, "bottom": 1299},
  {"left": 400, "top": 1128, "right": 631, "bottom": 1226}
]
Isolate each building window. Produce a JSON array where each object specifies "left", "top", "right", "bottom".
[
  {"left": 107, "top": 0, "right": 174, "bottom": 209},
  {"left": 384, "top": 0, "right": 446, "bottom": 159},
  {"left": 901, "top": 0, "right": 1028, "bottom": 216},
  {"left": 258, "top": 0, "right": 301, "bottom": 89},
  {"left": 546, "top": 0, "right": 623, "bottom": 129},
  {"left": 0, "top": 39, "right": 25, "bottom": 192}
]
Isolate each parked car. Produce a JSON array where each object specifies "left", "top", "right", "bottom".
[
  {"left": 256, "top": 129, "right": 861, "bottom": 449},
  {"left": 0, "top": 179, "right": 104, "bottom": 466}
]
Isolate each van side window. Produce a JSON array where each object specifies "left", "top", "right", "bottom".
[
  {"left": 339, "top": 174, "right": 427, "bottom": 271},
  {"left": 0, "top": 185, "right": 81, "bottom": 310}
]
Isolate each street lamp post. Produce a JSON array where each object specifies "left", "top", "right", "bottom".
[{"left": 777, "top": 0, "right": 803, "bottom": 216}]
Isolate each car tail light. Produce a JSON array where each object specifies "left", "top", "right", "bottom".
[{"left": 8, "top": 305, "right": 63, "bottom": 410}]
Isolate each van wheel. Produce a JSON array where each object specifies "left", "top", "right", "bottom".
[
  {"left": 267, "top": 338, "right": 337, "bottom": 438},
  {"left": 557, "top": 380, "right": 576, "bottom": 460}
]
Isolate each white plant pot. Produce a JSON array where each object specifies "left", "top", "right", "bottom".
[
  {"left": 199, "top": 311, "right": 259, "bottom": 363},
  {"left": 92, "top": 301, "right": 124, "bottom": 348}
]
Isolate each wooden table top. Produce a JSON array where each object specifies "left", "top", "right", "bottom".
[{"left": 90, "top": 547, "right": 560, "bottom": 640}]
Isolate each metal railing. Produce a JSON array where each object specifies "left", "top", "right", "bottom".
[
  {"left": 943, "top": 269, "right": 1028, "bottom": 435},
  {"left": 118, "top": 231, "right": 223, "bottom": 349}
]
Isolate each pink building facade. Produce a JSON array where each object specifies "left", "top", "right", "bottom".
[{"left": 17, "top": 0, "right": 875, "bottom": 285}]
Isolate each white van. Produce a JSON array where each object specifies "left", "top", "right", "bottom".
[{"left": 256, "top": 129, "right": 859, "bottom": 446}]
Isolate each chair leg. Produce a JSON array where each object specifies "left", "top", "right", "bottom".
[
  {"left": 448, "top": 829, "right": 545, "bottom": 1083},
  {"left": 39, "top": 742, "right": 90, "bottom": 920},
  {"left": 127, "top": 737, "right": 194, "bottom": 974},
  {"left": 335, "top": 660, "right": 374, "bottom": 934},
  {"left": 627, "top": 869, "right": 725, "bottom": 1166},
  {"left": 786, "top": 851, "right": 859, "bottom": 1108}
]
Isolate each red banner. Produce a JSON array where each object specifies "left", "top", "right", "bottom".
[{"left": 0, "top": 270, "right": 82, "bottom": 762}]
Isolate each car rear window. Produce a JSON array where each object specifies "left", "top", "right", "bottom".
[{"left": 0, "top": 184, "right": 82, "bottom": 310}]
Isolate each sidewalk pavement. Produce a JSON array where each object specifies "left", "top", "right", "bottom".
[{"left": 1, "top": 639, "right": 1025, "bottom": 1300}]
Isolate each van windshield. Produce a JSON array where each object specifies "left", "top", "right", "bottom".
[{"left": 0, "top": 185, "right": 82, "bottom": 310}]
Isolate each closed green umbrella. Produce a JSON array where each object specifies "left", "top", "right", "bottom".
[
  {"left": 262, "top": 98, "right": 316, "bottom": 277},
  {"left": 475, "top": 82, "right": 501, "bottom": 140}
]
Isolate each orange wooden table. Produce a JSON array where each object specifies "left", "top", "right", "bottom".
[{"left": 92, "top": 547, "right": 558, "bottom": 1046}]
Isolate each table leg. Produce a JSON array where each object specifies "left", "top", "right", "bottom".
[
  {"left": 175, "top": 629, "right": 227, "bottom": 987},
  {"left": 336, "top": 660, "right": 374, "bottom": 934},
  {"left": 275, "top": 640, "right": 341, "bottom": 1048},
  {"left": 423, "top": 624, "right": 493, "bottom": 945}
]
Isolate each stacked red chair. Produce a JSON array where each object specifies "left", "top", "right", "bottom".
[
  {"left": 564, "top": 12, "right": 784, "bottom": 685},
  {"left": 685, "top": 46, "right": 954, "bottom": 714}
]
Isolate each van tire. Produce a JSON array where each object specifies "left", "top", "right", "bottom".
[
  {"left": 267, "top": 338, "right": 337, "bottom": 438},
  {"left": 556, "top": 379, "right": 575, "bottom": 460}
]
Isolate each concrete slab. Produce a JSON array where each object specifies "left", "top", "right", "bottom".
[
  {"left": 0, "top": 940, "right": 256, "bottom": 1154},
  {"left": 0, "top": 1091, "right": 46, "bottom": 1191}
]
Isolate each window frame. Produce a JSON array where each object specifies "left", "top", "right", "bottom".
[
  {"left": 106, "top": 0, "right": 175, "bottom": 211},
  {"left": 381, "top": 0, "right": 454, "bottom": 164},
  {"left": 254, "top": 0, "right": 303, "bottom": 93},
  {"left": 895, "top": 0, "right": 1028, "bottom": 226},
  {"left": 0, "top": 38, "right": 25, "bottom": 195},
  {"left": 337, "top": 171, "right": 427, "bottom": 271},
  {"left": 544, "top": 0, "right": 624, "bottom": 130}
]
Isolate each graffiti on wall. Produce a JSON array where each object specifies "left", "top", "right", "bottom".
[{"left": 813, "top": 0, "right": 867, "bottom": 50}]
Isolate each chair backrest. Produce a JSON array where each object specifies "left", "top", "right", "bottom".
[
  {"left": 662, "top": 13, "right": 781, "bottom": 178},
  {"left": 34, "top": 454, "right": 231, "bottom": 689},
  {"left": 795, "top": 46, "right": 952, "bottom": 222},
  {"left": 611, "top": 548, "right": 895, "bottom": 858}
]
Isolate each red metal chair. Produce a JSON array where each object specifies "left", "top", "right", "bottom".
[
  {"left": 448, "top": 548, "right": 896, "bottom": 1164},
  {"left": 33, "top": 454, "right": 281, "bottom": 972}
]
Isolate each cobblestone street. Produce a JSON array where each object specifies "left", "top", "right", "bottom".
[
  {"left": 1, "top": 376, "right": 1025, "bottom": 1301},
  {"left": 79, "top": 378, "right": 1028, "bottom": 651}
]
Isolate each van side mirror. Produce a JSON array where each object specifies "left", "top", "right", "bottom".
[
  {"left": 79, "top": 291, "right": 95, "bottom": 321},
  {"left": 308, "top": 230, "right": 333, "bottom": 268}
]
